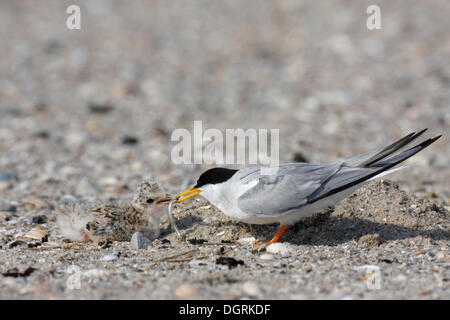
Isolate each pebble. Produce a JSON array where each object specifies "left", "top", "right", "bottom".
[
  {"left": 100, "top": 176, "right": 118, "bottom": 186},
  {"left": 0, "top": 173, "right": 16, "bottom": 181},
  {"left": 174, "top": 284, "right": 198, "bottom": 299},
  {"left": 121, "top": 136, "right": 139, "bottom": 145},
  {"left": 435, "top": 252, "right": 446, "bottom": 261},
  {"left": 88, "top": 103, "right": 114, "bottom": 114},
  {"left": 101, "top": 253, "right": 119, "bottom": 261},
  {"left": 242, "top": 281, "right": 262, "bottom": 298},
  {"left": 216, "top": 257, "right": 245, "bottom": 269},
  {"left": 188, "top": 260, "right": 213, "bottom": 268},
  {"left": 0, "top": 181, "right": 11, "bottom": 191},
  {"left": 260, "top": 254, "right": 274, "bottom": 260},
  {"left": 130, "top": 232, "right": 152, "bottom": 249},
  {"left": 0, "top": 199, "right": 16, "bottom": 212},
  {"left": 237, "top": 237, "right": 256, "bottom": 245},
  {"left": 32, "top": 215, "right": 47, "bottom": 225},
  {"left": 266, "top": 243, "right": 293, "bottom": 257},
  {"left": 59, "top": 194, "right": 79, "bottom": 205},
  {"left": 393, "top": 274, "right": 408, "bottom": 283}
]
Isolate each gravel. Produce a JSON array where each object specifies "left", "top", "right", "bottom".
[
  {"left": 130, "top": 232, "right": 153, "bottom": 250},
  {"left": 0, "top": 0, "right": 448, "bottom": 300}
]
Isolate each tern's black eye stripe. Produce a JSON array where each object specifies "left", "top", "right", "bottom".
[{"left": 194, "top": 167, "right": 238, "bottom": 188}]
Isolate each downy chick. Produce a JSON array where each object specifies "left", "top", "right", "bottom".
[{"left": 57, "top": 181, "right": 172, "bottom": 243}]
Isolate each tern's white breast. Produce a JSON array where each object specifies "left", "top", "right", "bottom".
[{"left": 200, "top": 178, "right": 258, "bottom": 222}]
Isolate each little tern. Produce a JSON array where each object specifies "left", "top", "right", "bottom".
[{"left": 176, "top": 129, "right": 441, "bottom": 245}]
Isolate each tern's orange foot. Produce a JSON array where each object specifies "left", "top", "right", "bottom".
[
  {"left": 252, "top": 224, "right": 291, "bottom": 246},
  {"left": 82, "top": 233, "right": 93, "bottom": 242}
]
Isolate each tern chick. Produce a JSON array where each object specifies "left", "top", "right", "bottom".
[{"left": 57, "top": 181, "right": 172, "bottom": 243}]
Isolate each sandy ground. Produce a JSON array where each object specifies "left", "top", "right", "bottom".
[{"left": 0, "top": 1, "right": 449, "bottom": 299}]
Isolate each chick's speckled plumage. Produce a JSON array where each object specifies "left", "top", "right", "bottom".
[{"left": 57, "top": 181, "right": 171, "bottom": 242}]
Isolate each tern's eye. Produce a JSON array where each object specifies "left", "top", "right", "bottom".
[{"left": 146, "top": 198, "right": 154, "bottom": 204}]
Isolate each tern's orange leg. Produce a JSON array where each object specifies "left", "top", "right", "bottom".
[
  {"left": 252, "top": 224, "right": 291, "bottom": 246},
  {"left": 82, "top": 233, "right": 93, "bottom": 242}
]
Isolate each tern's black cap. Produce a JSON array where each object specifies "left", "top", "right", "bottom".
[{"left": 194, "top": 167, "right": 238, "bottom": 188}]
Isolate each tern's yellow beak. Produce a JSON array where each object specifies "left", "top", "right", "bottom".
[{"left": 176, "top": 187, "right": 202, "bottom": 202}]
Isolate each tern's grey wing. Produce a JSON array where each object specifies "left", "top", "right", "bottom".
[
  {"left": 237, "top": 163, "right": 345, "bottom": 217},
  {"left": 237, "top": 133, "right": 441, "bottom": 217}
]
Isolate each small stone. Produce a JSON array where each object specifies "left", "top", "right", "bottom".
[
  {"left": 0, "top": 181, "right": 11, "bottom": 191},
  {"left": 35, "top": 131, "right": 50, "bottom": 139},
  {"left": 242, "top": 281, "right": 262, "bottom": 298},
  {"left": 0, "top": 199, "right": 17, "bottom": 212},
  {"left": 237, "top": 237, "right": 256, "bottom": 245},
  {"left": 88, "top": 103, "right": 114, "bottom": 114},
  {"left": 0, "top": 173, "right": 17, "bottom": 181},
  {"left": 188, "top": 238, "right": 206, "bottom": 245},
  {"left": 188, "top": 260, "right": 210, "bottom": 268},
  {"left": 260, "top": 254, "right": 274, "bottom": 260},
  {"left": 266, "top": 243, "right": 293, "bottom": 257},
  {"left": 100, "top": 177, "right": 118, "bottom": 186},
  {"left": 32, "top": 215, "right": 47, "bottom": 225},
  {"left": 59, "top": 194, "right": 79, "bottom": 205},
  {"left": 101, "top": 253, "right": 119, "bottom": 261},
  {"left": 174, "top": 284, "right": 198, "bottom": 299},
  {"left": 85, "top": 118, "right": 100, "bottom": 132},
  {"left": 292, "top": 152, "right": 309, "bottom": 163},
  {"left": 435, "top": 252, "right": 446, "bottom": 261},
  {"left": 121, "top": 135, "right": 139, "bottom": 145},
  {"left": 358, "top": 234, "right": 381, "bottom": 247},
  {"left": 27, "top": 242, "right": 40, "bottom": 248},
  {"left": 216, "top": 257, "right": 245, "bottom": 269},
  {"left": 393, "top": 274, "right": 408, "bottom": 283},
  {"left": 130, "top": 232, "right": 153, "bottom": 249}
]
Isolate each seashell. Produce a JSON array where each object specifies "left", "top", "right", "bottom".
[
  {"left": 40, "top": 242, "right": 60, "bottom": 249},
  {"left": 23, "top": 226, "right": 48, "bottom": 241}
]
